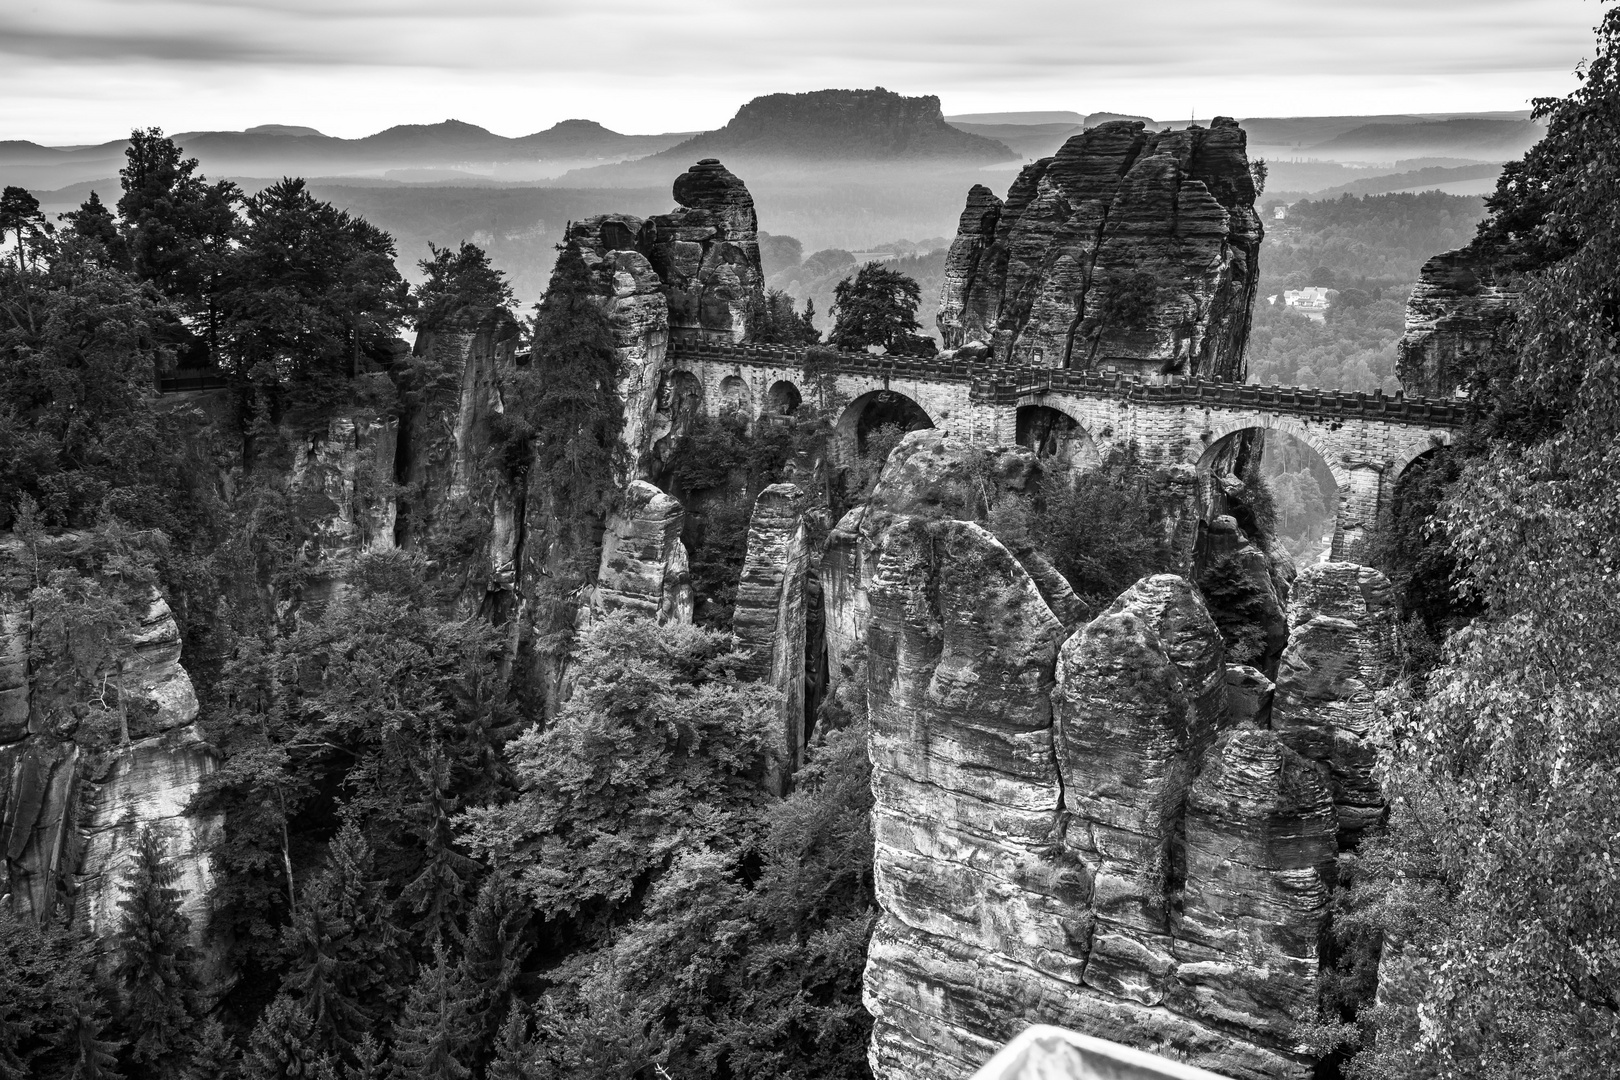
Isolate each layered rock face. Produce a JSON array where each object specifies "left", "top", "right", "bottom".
[
  {"left": 1398, "top": 247, "right": 1518, "bottom": 398},
  {"left": 855, "top": 434, "right": 1376, "bottom": 1080},
  {"left": 1272, "top": 562, "right": 1396, "bottom": 839},
  {"left": 592, "top": 480, "right": 693, "bottom": 624},
  {"left": 937, "top": 119, "right": 1262, "bottom": 378},
  {"left": 0, "top": 540, "right": 220, "bottom": 977},
  {"left": 732, "top": 484, "right": 812, "bottom": 791}
]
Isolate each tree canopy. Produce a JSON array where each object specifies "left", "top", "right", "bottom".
[{"left": 828, "top": 262, "right": 921, "bottom": 353}]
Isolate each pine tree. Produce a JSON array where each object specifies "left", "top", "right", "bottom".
[
  {"left": 63, "top": 992, "right": 122, "bottom": 1080},
  {"left": 455, "top": 877, "right": 531, "bottom": 1054},
  {"left": 59, "top": 191, "right": 128, "bottom": 268},
  {"left": 398, "top": 748, "right": 480, "bottom": 946},
  {"left": 387, "top": 942, "right": 472, "bottom": 1080},
  {"left": 244, "top": 994, "right": 319, "bottom": 1080},
  {"left": 486, "top": 1004, "right": 535, "bottom": 1080},
  {"left": 343, "top": 1036, "right": 387, "bottom": 1080},
  {"left": 185, "top": 1019, "right": 240, "bottom": 1080},
  {"left": 112, "top": 825, "right": 201, "bottom": 1079},
  {"left": 281, "top": 823, "right": 397, "bottom": 1060}
]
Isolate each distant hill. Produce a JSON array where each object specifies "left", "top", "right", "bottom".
[
  {"left": 945, "top": 110, "right": 1087, "bottom": 125},
  {"left": 947, "top": 121, "right": 1083, "bottom": 160},
  {"left": 659, "top": 89, "right": 1013, "bottom": 162},
  {"left": 1303, "top": 162, "right": 1504, "bottom": 201},
  {"left": 565, "top": 89, "right": 1014, "bottom": 187},
  {"left": 0, "top": 119, "right": 697, "bottom": 189},
  {"left": 1309, "top": 117, "right": 1543, "bottom": 159}
]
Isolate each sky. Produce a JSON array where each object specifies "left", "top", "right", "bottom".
[{"left": 0, "top": 0, "right": 1603, "bottom": 145}]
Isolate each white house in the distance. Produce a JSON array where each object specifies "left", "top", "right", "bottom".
[{"left": 1283, "top": 286, "right": 1332, "bottom": 320}]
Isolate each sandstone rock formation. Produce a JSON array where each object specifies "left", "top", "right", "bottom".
[
  {"left": 593, "top": 480, "right": 693, "bottom": 624},
  {"left": 1398, "top": 247, "right": 1518, "bottom": 398},
  {"left": 937, "top": 119, "right": 1262, "bottom": 378},
  {"left": 1272, "top": 562, "right": 1396, "bottom": 838},
  {"left": 569, "top": 159, "right": 766, "bottom": 480},
  {"left": 732, "top": 483, "right": 811, "bottom": 791},
  {"left": 0, "top": 540, "right": 220, "bottom": 975},
  {"left": 854, "top": 434, "right": 1346, "bottom": 1080}
]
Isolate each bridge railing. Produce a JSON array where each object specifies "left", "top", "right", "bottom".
[{"left": 668, "top": 342, "right": 1469, "bottom": 428}]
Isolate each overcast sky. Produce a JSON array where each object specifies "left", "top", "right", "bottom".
[{"left": 0, "top": 0, "right": 1601, "bottom": 144}]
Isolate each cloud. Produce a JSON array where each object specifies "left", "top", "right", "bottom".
[{"left": 0, "top": 0, "right": 1597, "bottom": 144}]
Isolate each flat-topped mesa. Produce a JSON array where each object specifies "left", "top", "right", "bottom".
[
  {"left": 1398, "top": 246, "right": 1518, "bottom": 398},
  {"left": 937, "top": 118, "right": 1262, "bottom": 379}
]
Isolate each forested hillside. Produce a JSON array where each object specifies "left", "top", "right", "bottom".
[
  {"left": 1251, "top": 191, "right": 1489, "bottom": 391},
  {"left": 0, "top": 132, "right": 880, "bottom": 1080}
]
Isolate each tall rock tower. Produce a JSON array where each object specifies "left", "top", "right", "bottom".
[{"left": 937, "top": 118, "right": 1262, "bottom": 379}]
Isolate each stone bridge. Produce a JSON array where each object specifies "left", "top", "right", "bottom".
[{"left": 667, "top": 341, "right": 1466, "bottom": 558}]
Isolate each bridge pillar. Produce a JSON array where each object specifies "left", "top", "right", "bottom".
[{"left": 1331, "top": 462, "right": 1388, "bottom": 562}]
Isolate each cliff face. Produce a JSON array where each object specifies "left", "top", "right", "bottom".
[
  {"left": 1398, "top": 247, "right": 1518, "bottom": 397},
  {"left": 0, "top": 539, "right": 222, "bottom": 981},
  {"left": 937, "top": 119, "right": 1262, "bottom": 378},
  {"left": 850, "top": 432, "right": 1392, "bottom": 1080}
]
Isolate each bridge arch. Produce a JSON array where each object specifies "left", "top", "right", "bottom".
[
  {"left": 1015, "top": 403, "right": 1100, "bottom": 471},
  {"left": 718, "top": 375, "right": 753, "bottom": 421},
  {"left": 836, "top": 388, "right": 935, "bottom": 459},
  {"left": 765, "top": 379, "right": 803, "bottom": 417},
  {"left": 1198, "top": 422, "right": 1347, "bottom": 562}
]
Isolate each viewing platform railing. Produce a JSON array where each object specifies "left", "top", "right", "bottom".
[{"left": 968, "top": 1026, "right": 1231, "bottom": 1080}]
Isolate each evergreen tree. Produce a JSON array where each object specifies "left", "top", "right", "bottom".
[
  {"left": 185, "top": 1019, "right": 240, "bottom": 1080},
  {"left": 455, "top": 877, "right": 531, "bottom": 1055},
  {"left": 387, "top": 942, "right": 473, "bottom": 1080},
  {"left": 116, "top": 128, "right": 239, "bottom": 307},
  {"left": 486, "top": 1004, "right": 536, "bottom": 1080},
  {"left": 399, "top": 747, "right": 482, "bottom": 945},
  {"left": 244, "top": 994, "right": 319, "bottom": 1080},
  {"left": 518, "top": 241, "right": 623, "bottom": 505},
  {"left": 221, "top": 177, "right": 408, "bottom": 390},
  {"left": 112, "top": 825, "right": 202, "bottom": 1079},
  {"left": 280, "top": 822, "right": 398, "bottom": 1060},
  {"left": 828, "top": 262, "right": 921, "bottom": 353},
  {"left": 62, "top": 992, "right": 123, "bottom": 1080},
  {"left": 413, "top": 242, "right": 514, "bottom": 330},
  {"left": 0, "top": 185, "right": 48, "bottom": 271},
  {"left": 59, "top": 191, "right": 128, "bottom": 269},
  {"left": 0, "top": 906, "right": 98, "bottom": 1080},
  {"left": 344, "top": 1036, "right": 386, "bottom": 1080}
]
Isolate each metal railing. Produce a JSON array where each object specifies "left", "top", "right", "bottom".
[{"left": 969, "top": 1025, "right": 1231, "bottom": 1080}]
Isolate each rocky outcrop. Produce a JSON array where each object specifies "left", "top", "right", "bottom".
[
  {"left": 857, "top": 436, "right": 1339, "bottom": 1080},
  {"left": 592, "top": 480, "right": 692, "bottom": 624},
  {"left": 1272, "top": 562, "right": 1396, "bottom": 838},
  {"left": 732, "top": 484, "right": 811, "bottom": 791},
  {"left": 1398, "top": 247, "right": 1518, "bottom": 398},
  {"left": 570, "top": 159, "right": 766, "bottom": 479},
  {"left": 0, "top": 540, "right": 219, "bottom": 974},
  {"left": 937, "top": 119, "right": 1262, "bottom": 378}
]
